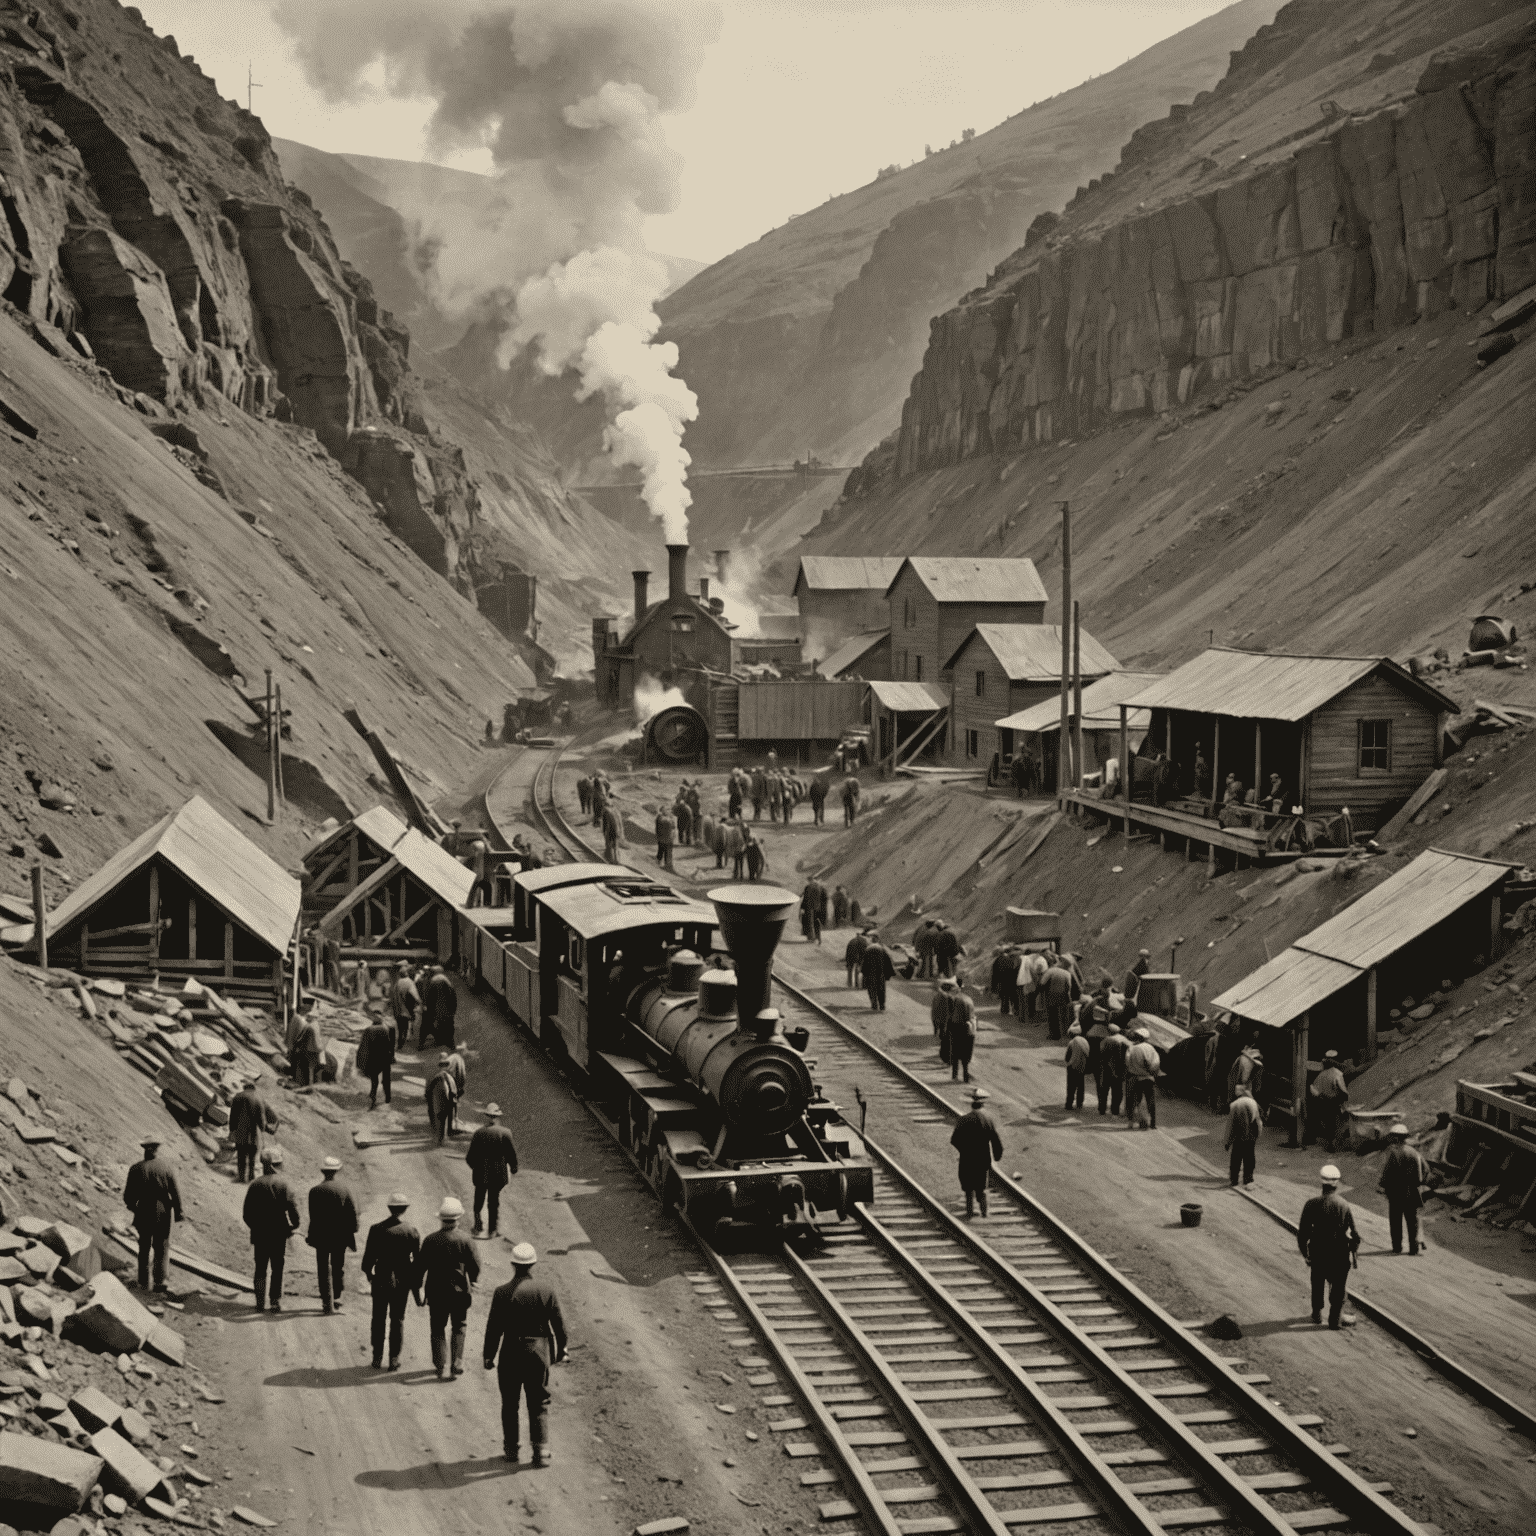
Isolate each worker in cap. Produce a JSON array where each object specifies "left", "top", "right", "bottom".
[
  {"left": 484, "top": 1240, "right": 569, "bottom": 1466},
  {"left": 426, "top": 1052, "right": 460, "bottom": 1148},
  {"left": 1064, "top": 1021, "right": 1090, "bottom": 1112},
  {"left": 946, "top": 979, "right": 978, "bottom": 1084},
  {"left": 306, "top": 1155, "right": 359, "bottom": 1316},
  {"left": 1124, "top": 947, "right": 1151, "bottom": 1007},
  {"left": 356, "top": 1005, "right": 396, "bottom": 1112},
  {"left": 1124, "top": 1028, "right": 1161, "bottom": 1129},
  {"left": 1224, "top": 1082, "right": 1262, "bottom": 1187},
  {"left": 1298, "top": 1164, "right": 1360, "bottom": 1329},
  {"left": 951, "top": 1083, "right": 1003, "bottom": 1218},
  {"left": 227, "top": 1075, "right": 278, "bottom": 1183},
  {"left": 1098, "top": 1019, "right": 1129, "bottom": 1118},
  {"left": 467, "top": 1103, "right": 519, "bottom": 1238},
  {"left": 412, "top": 1195, "right": 481, "bottom": 1379},
  {"left": 934, "top": 918, "right": 963, "bottom": 980},
  {"left": 1378, "top": 1122, "right": 1429, "bottom": 1256},
  {"left": 362, "top": 1192, "right": 420, "bottom": 1370},
  {"left": 122, "top": 1133, "right": 182, "bottom": 1293},
  {"left": 1307, "top": 1049, "right": 1350, "bottom": 1154},
  {"left": 243, "top": 1143, "right": 300, "bottom": 1312}
]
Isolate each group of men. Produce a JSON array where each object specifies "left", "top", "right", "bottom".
[{"left": 912, "top": 917, "right": 966, "bottom": 980}]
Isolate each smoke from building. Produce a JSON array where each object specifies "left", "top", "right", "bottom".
[
  {"left": 633, "top": 672, "right": 687, "bottom": 725},
  {"left": 270, "top": 0, "right": 718, "bottom": 541}
]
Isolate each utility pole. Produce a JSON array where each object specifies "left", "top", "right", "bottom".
[
  {"left": 1072, "top": 598, "right": 1084, "bottom": 790},
  {"left": 247, "top": 61, "right": 262, "bottom": 114},
  {"left": 30, "top": 862, "right": 47, "bottom": 972},
  {"left": 265, "top": 668, "right": 277, "bottom": 823},
  {"left": 275, "top": 683, "right": 286, "bottom": 803},
  {"left": 1057, "top": 501, "right": 1071, "bottom": 805}
]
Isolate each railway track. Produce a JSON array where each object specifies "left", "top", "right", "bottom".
[{"left": 492, "top": 756, "right": 1428, "bottom": 1535}]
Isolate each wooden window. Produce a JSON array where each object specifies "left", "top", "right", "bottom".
[
  {"left": 966, "top": 729, "right": 980, "bottom": 758},
  {"left": 1358, "top": 718, "right": 1392, "bottom": 773},
  {"left": 975, "top": 670, "right": 986, "bottom": 697}
]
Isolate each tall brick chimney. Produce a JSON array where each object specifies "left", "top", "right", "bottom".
[{"left": 667, "top": 544, "right": 688, "bottom": 604}]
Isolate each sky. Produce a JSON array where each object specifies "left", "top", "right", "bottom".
[{"left": 136, "top": 0, "right": 1245, "bottom": 264}]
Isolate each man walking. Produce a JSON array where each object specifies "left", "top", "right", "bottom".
[
  {"left": 391, "top": 965, "right": 421, "bottom": 1051},
  {"left": 831, "top": 883, "right": 850, "bottom": 927},
  {"left": 357, "top": 1007, "right": 396, "bottom": 1111},
  {"left": 306, "top": 1155, "right": 359, "bottom": 1315},
  {"left": 950, "top": 1087, "right": 1003, "bottom": 1218},
  {"left": 861, "top": 933, "right": 895, "bottom": 1011},
  {"left": 422, "top": 965, "right": 458, "bottom": 1051},
  {"left": 947, "top": 983, "right": 978, "bottom": 1083},
  {"left": 1064, "top": 1024, "right": 1090, "bottom": 1111},
  {"left": 1308, "top": 1050, "right": 1350, "bottom": 1152},
  {"left": 242, "top": 1147, "right": 300, "bottom": 1312},
  {"left": 845, "top": 928, "right": 871, "bottom": 988},
  {"left": 1298, "top": 1165, "right": 1360, "bottom": 1328},
  {"left": 800, "top": 876, "right": 826, "bottom": 945},
  {"left": 467, "top": 1103, "right": 519, "bottom": 1237},
  {"left": 1226, "top": 1041, "right": 1264, "bottom": 1110},
  {"left": 1378, "top": 1123, "right": 1428, "bottom": 1255},
  {"left": 576, "top": 774, "right": 592, "bottom": 816},
  {"left": 602, "top": 802, "right": 623, "bottom": 864},
  {"left": 1041, "top": 955, "right": 1076, "bottom": 1041},
  {"left": 1124, "top": 1027, "right": 1161, "bottom": 1129},
  {"left": 1225, "top": 1083, "right": 1262, "bottom": 1186},
  {"left": 290, "top": 1012, "right": 324, "bottom": 1087},
  {"left": 414, "top": 1197, "right": 481, "bottom": 1379},
  {"left": 1098, "top": 1021, "right": 1128, "bottom": 1117},
  {"left": 655, "top": 806, "right": 677, "bottom": 871},
  {"left": 841, "top": 774, "right": 861, "bottom": 826},
  {"left": 426, "top": 1054, "right": 459, "bottom": 1146},
  {"left": 362, "top": 1192, "right": 420, "bottom": 1370},
  {"left": 468, "top": 838, "right": 492, "bottom": 907},
  {"left": 227, "top": 1077, "right": 277, "bottom": 1183},
  {"left": 483, "top": 1242, "right": 569, "bottom": 1466},
  {"left": 808, "top": 774, "right": 828, "bottom": 826},
  {"left": 122, "top": 1135, "right": 182, "bottom": 1293},
  {"left": 934, "top": 920, "right": 963, "bottom": 980}
]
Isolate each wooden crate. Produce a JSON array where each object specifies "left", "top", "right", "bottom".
[{"left": 1004, "top": 907, "right": 1060, "bottom": 945}]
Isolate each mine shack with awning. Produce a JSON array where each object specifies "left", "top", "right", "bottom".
[{"left": 1209, "top": 848, "right": 1517, "bottom": 1143}]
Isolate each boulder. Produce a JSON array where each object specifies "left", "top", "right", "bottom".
[
  {"left": 91, "top": 978, "right": 126, "bottom": 998},
  {"left": 66, "top": 1387, "right": 122, "bottom": 1435},
  {"left": 14, "top": 1287, "right": 55, "bottom": 1328},
  {"left": 0, "top": 1257, "right": 26, "bottom": 1283},
  {"left": 117, "top": 1406, "right": 153, "bottom": 1448},
  {"left": 0, "top": 1287, "right": 13, "bottom": 1325},
  {"left": 142, "top": 1322, "right": 186, "bottom": 1368},
  {"left": 19, "top": 1246, "right": 60, "bottom": 1281},
  {"left": 38, "top": 1224, "right": 92, "bottom": 1269},
  {"left": 69, "top": 1273, "right": 155, "bottom": 1355},
  {"left": 0, "top": 1430, "right": 103, "bottom": 1515},
  {"left": 89, "top": 1424, "right": 166, "bottom": 1504}
]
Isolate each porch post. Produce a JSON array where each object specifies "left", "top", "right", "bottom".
[
  {"left": 1210, "top": 717, "right": 1221, "bottom": 817},
  {"left": 1365, "top": 966, "right": 1378, "bottom": 1062},
  {"left": 1292, "top": 1011, "right": 1309, "bottom": 1148},
  {"left": 1120, "top": 704, "right": 1130, "bottom": 843}
]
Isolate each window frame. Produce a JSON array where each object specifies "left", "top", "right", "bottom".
[
  {"left": 1357, "top": 717, "right": 1392, "bottom": 775},
  {"left": 975, "top": 669, "right": 986, "bottom": 697}
]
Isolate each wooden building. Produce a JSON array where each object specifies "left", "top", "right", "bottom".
[
  {"left": 885, "top": 560, "right": 1048, "bottom": 708},
  {"left": 704, "top": 678, "right": 868, "bottom": 766},
  {"left": 303, "top": 805, "right": 474, "bottom": 962},
  {"left": 793, "top": 557, "right": 903, "bottom": 650},
  {"left": 8, "top": 796, "right": 300, "bottom": 1014},
  {"left": 996, "top": 670, "right": 1160, "bottom": 791},
  {"left": 1211, "top": 849, "right": 1515, "bottom": 1142},
  {"left": 821, "top": 629, "right": 890, "bottom": 682},
  {"left": 944, "top": 623, "right": 1118, "bottom": 767},
  {"left": 869, "top": 680, "right": 950, "bottom": 770}
]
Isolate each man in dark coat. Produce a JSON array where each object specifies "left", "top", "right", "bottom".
[
  {"left": 913, "top": 918, "right": 939, "bottom": 980},
  {"left": 422, "top": 965, "right": 458, "bottom": 1050},
  {"left": 841, "top": 774, "right": 861, "bottom": 826},
  {"left": 947, "top": 985, "right": 978, "bottom": 1083},
  {"left": 391, "top": 965, "right": 421, "bottom": 1051},
  {"left": 808, "top": 774, "right": 828, "bottom": 825},
  {"left": 1098, "top": 1022, "right": 1128, "bottom": 1117},
  {"left": 831, "top": 884, "right": 850, "bottom": 927},
  {"left": 426, "top": 1055, "right": 459, "bottom": 1146},
  {"left": 1307, "top": 1050, "right": 1350, "bottom": 1152},
  {"left": 933, "top": 920, "right": 963, "bottom": 979},
  {"left": 991, "top": 946, "right": 1021, "bottom": 1016},
  {"left": 1041, "top": 957, "right": 1077, "bottom": 1040},
  {"left": 242, "top": 1146, "right": 300, "bottom": 1312},
  {"left": 227, "top": 1078, "right": 277, "bottom": 1183},
  {"left": 290, "top": 1014, "right": 324, "bottom": 1087},
  {"left": 602, "top": 803, "right": 623, "bottom": 864},
  {"left": 576, "top": 775, "right": 592, "bottom": 815},
  {"left": 950, "top": 1087, "right": 1004, "bottom": 1218},
  {"left": 466, "top": 1103, "right": 520, "bottom": 1237},
  {"left": 749, "top": 766, "right": 767, "bottom": 820},
  {"left": 800, "top": 877, "right": 826, "bottom": 944},
  {"left": 845, "top": 929, "right": 870, "bottom": 988},
  {"left": 362, "top": 1192, "right": 421, "bottom": 1370},
  {"left": 356, "top": 1008, "right": 396, "bottom": 1110},
  {"left": 414, "top": 1197, "right": 481, "bottom": 1379},
  {"left": 483, "top": 1241, "right": 569, "bottom": 1466},
  {"left": 590, "top": 773, "right": 608, "bottom": 827},
  {"left": 1378, "top": 1123, "right": 1428, "bottom": 1255},
  {"left": 861, "top": 936, "right": 895, "bottom": 1011},
  {"left": 1124, "top": 949, "right": 1150, "bottom": 1008},
  {"left": 306, "top": 1155, "right": 359, "bottom": 1315},
  {"left": 1298, "top": 1165, "right": 1360, "bottom": 1328},
  {"left": 122, "top": 1134, "right": 182, "bottom": 1292},
  {"left": 1064, "top": 1024, "right": 1090, "bottom": 1110}
]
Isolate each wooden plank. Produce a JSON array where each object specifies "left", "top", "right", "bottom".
[
  {"left": 1377, "top": 768, "right": 1448, "bottom": 841},
  {"left": 1449, "top": 1113, "right": 1536, "bottom": 1160},
  {"left": 318, "top": 858, "right": 403, "bottom": 936}
]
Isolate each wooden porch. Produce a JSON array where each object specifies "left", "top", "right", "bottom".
[{"left": 1058, "top": 788, "right": 1300, "bottom": 870}]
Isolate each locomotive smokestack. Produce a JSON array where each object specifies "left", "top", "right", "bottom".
[
  {"left": 699, "top": 575, "right": 710, "bottom": 604},
  {"left": 709, "top": 885, "right": 797, "bottom": 1033},
  {"left": 667, "top": 543, "right": 688, "bottom": 603},
  {"left": 632, "top": 570, "right": 650, "bottom": 622}
]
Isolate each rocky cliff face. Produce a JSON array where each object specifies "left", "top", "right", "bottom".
[{"left": 894, "top": 7, "right": 1536, "bottom": 473}]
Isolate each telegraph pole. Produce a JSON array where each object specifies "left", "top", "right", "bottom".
[
  {"left": 247, "top": 61, "right": 262, "bottom": 114},
  {"left": 1057, "top": 501, "right": 1071, "bottom": 804}
]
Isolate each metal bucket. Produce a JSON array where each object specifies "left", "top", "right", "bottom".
[{"left": 1180, "top": 1203, "right": 1204, "bottom": 1228}]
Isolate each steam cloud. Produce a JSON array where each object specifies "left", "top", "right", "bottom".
[
  {"left": 632, "top": 672, "right": 688, "bottom": 726},
  {"left": 270, "top": 0, "right": 719, "bottom": 541}
]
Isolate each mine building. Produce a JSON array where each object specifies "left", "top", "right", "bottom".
[
  {"left": 5, "top": 796, "right": 300, "bottom": 1016},
  {"left": 995, "top": 670, "right": 1161, "bottom": 791},
  {"left": 821, "top": 628, "right": 891, "bottom": 682},
  {"left": 945, "top": 622, "right": 1119, "bottom": 767},
  {"left": 793, "top": 557, "right": 904, "bottom": 651},
  {"left": 303, "top": 805, "right": 474, "bottom": 965},
  {"left": 1210, "top": 848, "right": 1518, "bottom": 1144}
]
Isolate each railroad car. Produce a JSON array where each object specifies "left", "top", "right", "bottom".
[{"left": 461, "top": 870, "right": 872, "bottom": 1243}]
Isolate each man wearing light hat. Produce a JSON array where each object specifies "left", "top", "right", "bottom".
[
  {"left": 306, "top": 1156, "right": 360, "bottom": 1315},
  {"left": 122, "top": 1135, "right": 183, "bottom": 1293},
  {"left": 413, "top": 1197, "right": 481, "bottom": 1378},
  {"left": 1124, "top": 1027, "right": 1161, "bottom": 1129},
  {"left": 1307, "top": 1049, "right": 1350, "bottom": 1153},
  {"left": 362, "top": 1193, "right": 421, "bottom": 1370},
  {"left": 1378, "top": 1123, "right": 1428, "bottom": 1256},
  {"left": 484, "top": 1241, "right": 569, "bottom": 1466},
  {"left": 426, "top": 1054, "right": 459, "bottom": 1147},
  {"left": 1297, "top": 1164, "right": 1360, "bottom": 1328},
  {"left": 466, "top": 1105, "right": 520, "bottom": 1238},
  {"left": 950, "top": 1087, "right": 1004, "bottom": 1219},
  {"left": 1063, "top": 1024, "right": 1090, "bottom": 1111},
  {"left": 1224, "top": 1083, "right": 1262, "bottom": 1187},
  {"left": 242, "top": 1147, "right": 300, "bottom": 1311}
]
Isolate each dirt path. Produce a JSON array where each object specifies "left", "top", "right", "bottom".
[{"left": 771, "top": 933, "right": 1536, "bottom": 1536}]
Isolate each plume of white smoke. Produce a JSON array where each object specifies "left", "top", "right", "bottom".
[
  {"left": 713, "top": 546, "right": 763, "bottom": 637},
  {"left": 269, "top": 0, "right": 718, "bottom": 540},
  {"left": 633, "top": 673, "right": 687, "bottom": 725}
]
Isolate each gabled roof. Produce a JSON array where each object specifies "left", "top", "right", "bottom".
[
  {"left": 997, "top": 671, "right": 1163, "bottom": 734},
  {"left": 1120, "top": 648, "right": 1459, "bottom": 722},
  {"left": 821, "top": 629, "right": 889, "bottom": 679},
  {"left": 305, "top": 804, "right": 410, "bottom": 868},
  {"left": 944, "top": 623, "right": 1118, "bottom": 679},
  {"left": 619, "top": 595, "right": 732, "bottom": 649},
  {"left": 885, "top": 557, "right": 1048, "bottom": 605},
  {"left": 794, "top": 557, "right": 904, "bottom": 595},
  {"left": 392, "top": 827, "right": 475, "bottom": 906},
  {"left": 26, "top": 796, "right": 300, "bottom": 954},
  {"left": 869, "top": 680, "right": 949, "bottom": 713}
]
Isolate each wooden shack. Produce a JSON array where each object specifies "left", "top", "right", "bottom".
[
  {"left": 996, "top": 670, "right": 1160, "bottom": 792},
  {"left": 793, "top": 557, "right": 903, "bottom": 649},
  {"left": 868, "top": 680, "right": 951, "bottom": 770},
  {"left": 1210, "top": 848, "right": 1515, "bottom": 1143},
  {"left": 9, "top": 796, "right": 300, "bottom": 1014}
]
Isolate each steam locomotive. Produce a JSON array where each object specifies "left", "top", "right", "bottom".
[{"left": 456, "top": 868, "right": 872, "bottom": 1243}]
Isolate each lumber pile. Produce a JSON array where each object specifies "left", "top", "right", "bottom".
[{"left": 1442, "top": 698, "right": 1536, "bottom": 752}]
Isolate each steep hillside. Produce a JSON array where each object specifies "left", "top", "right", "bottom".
[{"left": 791, "top": 1, "right": 1536, "bottom": 675}]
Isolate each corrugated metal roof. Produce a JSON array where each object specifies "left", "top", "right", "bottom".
[
  {"left": 996, "top": 671, "right": 1163, "bottom": 734},
  {"left": 1120, "top": 648, "right": 1459, "bottom": 721},
  {"left": 821, "top": 629, "right": 889, "bottom": 678},
  {"left": 539, "top": 880, "right": 717, "bottom": 941},
  {"left": 945, "top": 623, "right": 1119, "bottom": 680},
  {"left": 1294, "top": 848, "right": 1514, "bottom": 971},
  {"left": 886, "top": 557, "right": 1048, "bottom": 605},
  {"left": 1209, "top": 948, "right": 1364, "bottom": 1028},
  {"left": 869, "top": 680, "right": 949, "bottom": 713},
  {"left": 795, "top": 557, "right": 904, "bottom": 593},
  {"left": 392, "top": 827, "right": 476, "bottom": 906},
  {"left": 30, "top": 796, "right": 301, "bottom": 954}
]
